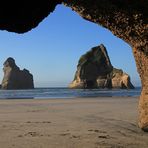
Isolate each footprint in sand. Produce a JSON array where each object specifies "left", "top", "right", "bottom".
[
  {"left": 25, "top": 131, "right": 39, "bottom": 137},
  {"left": 59, "top": 133, "right": 71, "bottom": 136},
  {"left": 98, "top": 135, "right": 110, "bottom": 139},
  {"left": 59, "top": 133, "right": 81, "bottom": 139},
  {"left": 88, "top": 129, "right": 107, "bottom": 133},
  {"left": 26, "top": 121, "right": 51, "bottom": 124},
  {"left": 17, "top": 135, "right": 23, "bottom": 138},
  {"left": 70, "top": 135, "right": 81, "bottom": 139},
  {"left": 87, "top": 129, "right": 111, "bottom": 139}
]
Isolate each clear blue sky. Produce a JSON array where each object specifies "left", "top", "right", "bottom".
[{"left": 0, "top": 5, "right": 141, "bottom": 87}]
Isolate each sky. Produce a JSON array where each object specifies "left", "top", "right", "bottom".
[{"left": 0, "top": 5, "right": 141, "bottom": 87}]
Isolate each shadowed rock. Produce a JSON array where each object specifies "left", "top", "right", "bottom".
[
  {"left": 0, "top": 1, "right": 61, "bottom": 33},
  {"left": 69, "top": 44, "right": 134, "bottom": 89},
  {"left": 1, "top": 57, "right": 34, "bottom": 89}
]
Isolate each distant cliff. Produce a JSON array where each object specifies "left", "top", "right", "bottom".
[
  {"left": 69, "top": 44, "right": 134, "bottom": 89},
  {"left": 1, "top": 57, "right": 34, "bottom": 89}
]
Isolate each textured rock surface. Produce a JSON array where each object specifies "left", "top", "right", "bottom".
[
  {"left": 0, "top": 0, "right": 147, "bottom": 130},
  {"left": 1, "top": 57, "right": 34, "bottom": 89},
  {"left": 69, "top": 45, "right": 134, "bottom": 89},
  {"left": 133, "top": 48, "right": 148, "bottom": 131},
  {"left": 64, "top": 0, "right": 147, "bottom": 53}
]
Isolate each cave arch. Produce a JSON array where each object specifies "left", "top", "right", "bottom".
[{"left": 0, "top": 0, "right": 147, "bottom": 131}]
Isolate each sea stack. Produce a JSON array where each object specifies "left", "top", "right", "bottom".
[
  {"left": 69, "top": 44, "right": 134, "bottom": 89},
  {"left": 1, "top": 57, "right": 34, "bottom": 89}
]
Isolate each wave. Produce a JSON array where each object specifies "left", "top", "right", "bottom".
[{"left": 0, "top": 87, "right": 141, "bottom": 99}]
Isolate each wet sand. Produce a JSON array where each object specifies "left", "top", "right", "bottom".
[{"left": 0, "top": 97, "right": 147, "bottom": 148}]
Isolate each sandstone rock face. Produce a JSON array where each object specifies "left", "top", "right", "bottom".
[
  {"left": 133, "top": 48, "right": 148, "bottom": 132},
  {"left": 111, "top": 68, "right": 134, "bottom": 89},
  {"left": 1, "top": 57, "right": 34, "bottom": 89},
  {"left": 0, "top": 0, "right": 147, "bottom": 131},
  {"left": 64, "top": 1, "right": 147, "bottom": 54},
  {"left": 69, "top": 45, "right": 134, "bottom": 89}
]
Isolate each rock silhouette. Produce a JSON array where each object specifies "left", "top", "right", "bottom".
[
  {"left": 69, "top": 44, "right": 134, "bottom": 89},
  {"left": 1, "top": 57, "right": 34, "bottom": 89}
]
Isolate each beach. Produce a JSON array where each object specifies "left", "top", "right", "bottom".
[{"left": 0, "top": 97, "right": 147, "bottom": 148}]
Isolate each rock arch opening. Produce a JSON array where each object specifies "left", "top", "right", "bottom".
[{"left": 0, "top": 1, "right": 147, "bottom": 131}]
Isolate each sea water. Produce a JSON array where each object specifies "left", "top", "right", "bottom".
[{"left": 0, "top": 87, "right": 141, "bottom": 99}]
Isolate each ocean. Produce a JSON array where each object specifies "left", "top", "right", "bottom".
[{"left": 0, "top": 87, "right": 141, "bottom": 99}]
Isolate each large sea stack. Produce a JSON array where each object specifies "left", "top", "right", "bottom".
[
  {"left": 1, "top": 57, "right": 34, "bottom": 89},
  {"left": 69, "top": 44, "right": 134, "bottom": 89}
]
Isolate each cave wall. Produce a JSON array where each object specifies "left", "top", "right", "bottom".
[
  {"left": 0, "top": 0, "right": 147, "bottom": 131},
  {"left": 64, "top": 0, "right": 147, "bottom": 53}
]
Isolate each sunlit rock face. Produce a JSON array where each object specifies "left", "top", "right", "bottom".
[
  {"left": 133, "top": 48, "right": 148, "bottom": 132},
  {"left": 0, "top": 0, "right": 147, "bottom": 130},
  {"left": 69, "top": 44, "right": 134, "bottom": 89},
  {"left": 1, "top": 57, "right": 34, "bottom": 89}
]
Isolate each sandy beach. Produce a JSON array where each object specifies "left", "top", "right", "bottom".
[{"left": 0, "top": 97, "right": 147, "bottom": 148}]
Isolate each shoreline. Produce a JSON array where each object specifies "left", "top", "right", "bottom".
[
  {"left": 0, "top": 95, "right": 140, "bottom": 100},
  {"left": 0, "top": 97, "right": 147, "bottom": 148},
  {"left": 0, "top": 87, "right": 141, "bottom": 100}
]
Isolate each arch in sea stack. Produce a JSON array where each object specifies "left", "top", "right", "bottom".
[{"left": 0, "top": 0, "right": 147, "bottom": 131}]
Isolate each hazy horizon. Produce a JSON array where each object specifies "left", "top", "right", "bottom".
[{"left": 0, "top": 5, "right": 141, "bottom": 87}]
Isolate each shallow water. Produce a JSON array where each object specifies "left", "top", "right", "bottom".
[{"left": 0, "top": 87, "right": 141, "bottom": 99}]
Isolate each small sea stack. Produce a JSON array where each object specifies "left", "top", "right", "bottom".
[
  {"left": 1, "top": 57, "right": 34, "bottom": 89},
  {"left": 69, "top": 44, "right": 134, "bottom": 89}
]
